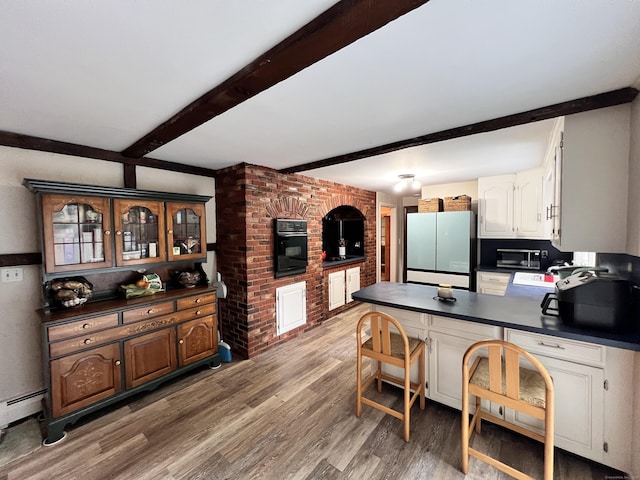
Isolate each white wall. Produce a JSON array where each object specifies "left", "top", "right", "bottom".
[
  {"left": 628, "top": 95, "right": 640, "bottom": 480},
  {"left": 0, "top": 147, "right": 216, "bottom": 414},
  {"left": 421, "top": 180, "right": 479, "bottom": 215}
]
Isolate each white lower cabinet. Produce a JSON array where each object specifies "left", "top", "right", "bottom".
[
  {"left": 328, "top": 271, "right": 345, "bottom": 311},
  {"left": 346, "top": 267, "right": 360, "bottom": 304},
  {"left": 476, "top": 271, "right": 511, "bottom": 296},
  {"left": 505, "top": 329, "right": 633, "bottom": 472},
  {"left": 428, "top": 316, "right": 502, "bottom": 409},
  {"left": 328, "top": 266, "right": 361, "bottom": 310},
  {"left": 364, "top": 308, "right": 632, "bottom": 472}
]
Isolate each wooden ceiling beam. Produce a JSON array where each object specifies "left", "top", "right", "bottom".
[
  {"left": 279, "top": 87, "right": 639, "bottom": 174},
  {"left": 0, "top": 130, "right": 217, "bottom": 177},
  {"left": 121, "top": 0, "right": 430, "bottom": 158}
]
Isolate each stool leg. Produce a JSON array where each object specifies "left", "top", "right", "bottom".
[
  {"left": 356, "top": 347, "right": 363, "bottom": 418},
  {"left": 475, "top": 396, "right": 482, "bottom": 433},
  {"left": 461, "top": 376, "right": 470, "bottom": 473},
  {"left": 376, "top": 360, "right": 382, "bottom": 392},
  {"left": 419, "top": 345, "right": 426, "bottom": 410},
  {"left": 403, "top": 357, "right": 410, "bottom": 442}
]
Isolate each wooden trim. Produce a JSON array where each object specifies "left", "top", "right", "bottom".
[
  {"left": 0, "top": 252, "right": 42, "bottom": 267},
  {"left": 121, "top": 0, "right": 430, "bottom": 158},
  {"left": 280, "top": 87, "right": 639, "bottom": 174},
  {"left": 0, "top": 130, "right": 217, "bottom": 177},
  {"left": 123, "top": 163, "right": 137, "bottom": 189}
]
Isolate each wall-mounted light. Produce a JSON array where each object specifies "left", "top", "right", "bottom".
[{"left": 394, "top": 174, "right": 421, "bottom": 193}]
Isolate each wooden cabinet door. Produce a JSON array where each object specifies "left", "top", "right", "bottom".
[
  {"left": 428, "top": 329, "right": 488, "bottom": 410},
  {"left": 178, "top": 316, "right": 217, "bottom": 367},
  {"left": 328, "top": 271, "right": 345, "bottom": 311},
  {"left": 515, "top": 168, "right": 544, "bottom": 238},
  {"left": 477, "top": 175, "right": 515, "bottom": 238},
  {"left": 50, "top": 343, "right": 121, "bottom": 417},
  {"left": 166, "top": 202, "right": 207, "bottom": 261},
  {"left": 113, "top": 199, "right": 166, "bottom": 266},
  {"left": 124, "top": 328, "right": 176, "bottom": 389},
  {"left": 42, "top": 194, "right": 113, "bottom": 273},
  {"left": 506, "top": 355, "right": 604, "bottom": 463},
  {"left": 346, "top": 267, "right": 360, "bottom": 303}
]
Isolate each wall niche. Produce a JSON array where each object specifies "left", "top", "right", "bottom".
[{"left": 322, "top": 205, "right": 365, "bottom": 260}]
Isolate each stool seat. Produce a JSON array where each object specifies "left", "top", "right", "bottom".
[
  {"left": 470, "top": 357, "right": 546, "bottom": 408},
  {"left": 361, "top": 332, "right": 423, "bottom": 361}
]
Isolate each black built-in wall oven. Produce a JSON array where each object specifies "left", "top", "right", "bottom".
[{"left": 274, "top": 219, "right": 308, "bottom": 278}]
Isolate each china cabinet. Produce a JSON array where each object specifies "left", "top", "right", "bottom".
[
  {"left": 166, "top": 202, "right": 207, "bottom": 261},
  {"left": 24, "top": 178, "right": 210, "bottom": 280},
  {"left": 113, "top": 199, "right": 167, "bottom": 266},
  {"left": 41, "top": 194, "right": 113, "bottom": 273},
  {"left": 23, "top": 179, "right": 220, "bottom": 446}
]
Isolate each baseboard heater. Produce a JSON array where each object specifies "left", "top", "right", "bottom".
[{"left": 0, "top": 389, "right": 46, "bottom": 428}]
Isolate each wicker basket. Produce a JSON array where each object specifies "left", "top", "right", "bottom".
[
  {"left": 418, "top": 198, "right": 443, "bottom": 213},
  {"left": 444, "top": 195, "right": 471, "bottom": 211}
]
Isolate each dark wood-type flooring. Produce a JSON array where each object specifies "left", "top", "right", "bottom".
[{"left": 0, "top": 304, "right": 628, "bottom": 479}]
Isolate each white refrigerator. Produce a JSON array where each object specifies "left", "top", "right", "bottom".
[{"left": 406, "top": 211, "right": 476, "bottom": 289}]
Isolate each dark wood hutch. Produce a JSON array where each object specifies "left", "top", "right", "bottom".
[{"left": 24, "top": 179, "right": 220, "bottom": 445}]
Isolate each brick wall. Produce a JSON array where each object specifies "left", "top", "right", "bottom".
[{"left": 215, "top": 163, "right": 376, "bottom": 358}]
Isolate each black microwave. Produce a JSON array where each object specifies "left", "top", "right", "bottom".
[
  {"left": 496, "top": 248, "right": 541, "bottom": 270},
  {"left": 274, "top": 219, "right": 308, "bottom": 278}
]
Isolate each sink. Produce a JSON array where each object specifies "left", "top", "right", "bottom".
[{"left": 512, "top": 272, "right": 558, "bottom": 288}]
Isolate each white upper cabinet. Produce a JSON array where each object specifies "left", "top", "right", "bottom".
[
  {"left": 478, "top": 169, "right": 544, "bottom": 239},
  {"left": 477, "top": 174, "right": 515, "bottom": 238},
  {"left": 549, "top": 105, "right": 630, "bottom": 252}
]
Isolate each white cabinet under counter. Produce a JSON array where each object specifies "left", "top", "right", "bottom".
[
  {"left": 476, "top": 270, "right": 511, "bottom": 296},
  {"left": 353, "top": 282, "right": 639, "bottom": 473}
]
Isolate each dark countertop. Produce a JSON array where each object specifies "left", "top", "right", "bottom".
[
  {"left": 352, "top": 282, "right": 640, "bottom": 351},
  {"left": 322, "top": 255, "right": 365, "bottom": 268}
]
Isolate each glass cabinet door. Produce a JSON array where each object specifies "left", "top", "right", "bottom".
[
  {"left": 166, "top": 203, "right": 206, "bottom": 261},
  {"left": 42, "top": 194, "right": 113, "bottom": 273},
  {"left": 113, "top": 199, "right": 166, "bottom": 266}
]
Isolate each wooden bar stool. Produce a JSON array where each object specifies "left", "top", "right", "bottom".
[
  {"left": 356, "top": 311, "right": 425, "bottom": 442},
  {"left": 461, "top": 339, "right": 555, "bottom": 480}
]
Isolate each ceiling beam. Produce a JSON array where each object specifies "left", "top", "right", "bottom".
[
  {"left": 121, "top": 0, "right": 430, "bottom": 158},
  {"left": 279, "top": 87, "right": 639, "bottom": 174},
  {"left": 0, "top": 130, "right": 217, "bottom": 177}
]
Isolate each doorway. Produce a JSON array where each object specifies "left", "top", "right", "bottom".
[{"left": 380, "top": 206, "right": 392, "bottom": 281}]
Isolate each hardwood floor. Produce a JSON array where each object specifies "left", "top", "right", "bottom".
[{"left": 0, "top": 304, "right": 627, "bottom": 479}]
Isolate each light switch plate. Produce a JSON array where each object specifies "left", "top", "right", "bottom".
[{"left": 1, "top": 267, "right": 23, "bottom": 282}]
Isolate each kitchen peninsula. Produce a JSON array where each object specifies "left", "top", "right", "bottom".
[
  {"left": 352, "top": 282, "right": 639, "bottom": 473},
  {"left": 352, "top": 282, "right": 640, "bottom": 350}
]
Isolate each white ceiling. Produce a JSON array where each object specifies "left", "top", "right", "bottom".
[{"left": 2, "top": 1, "right": 640, "bottom": 195}]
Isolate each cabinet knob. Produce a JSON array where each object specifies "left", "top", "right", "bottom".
[
  {"left": 84, "top": 338, "right": 92, "bottom": 345},
  {"left": 104, "top": 230, "right": 111, "bottom": 235},
  {"left": 179, "top": 339, "right": 184, "bottom": 345},
  {"left": 147, "top": 309, "right": 154, "bottom": 315},
  {"left": 82, "top": 323, "right": 90, "bottom": 329},
  {"left": 195, "top": 310, "right": 201, "bottom": 315},
  {"left": 116, "top": 230, "right": 122, "bottom": 236},
  {"left": 115, "top": 360, "right": 121, "bottom": 366},
  {"left": 168, "top": 229, "right": 173, "bottom": 235},
  {"left": 195, "top": 298, "right": 201, "bottom": 304}
]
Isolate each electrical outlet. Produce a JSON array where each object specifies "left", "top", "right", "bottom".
[
  {"left": 541, "top": 250, "right": 548, "bottom": 258},
  {"left": 1, "top": 267, "right": 23, "bottom": 283}
]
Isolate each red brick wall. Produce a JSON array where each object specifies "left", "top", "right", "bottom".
[{"left": 215, "top": 163, "right": 376, "bottom": 358}]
